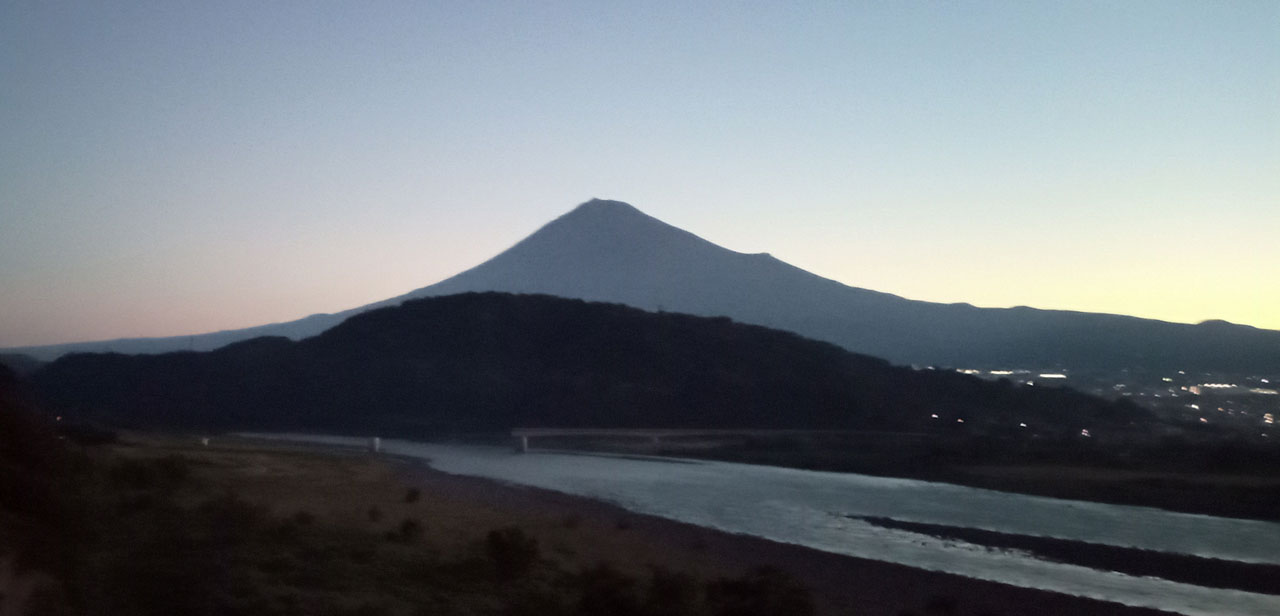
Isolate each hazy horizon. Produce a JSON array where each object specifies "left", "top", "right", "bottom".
[{"left": 3, "top": 2, "right": 1277, "bottom": 347}]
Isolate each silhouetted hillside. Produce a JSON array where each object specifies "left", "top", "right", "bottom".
[
  {"left": 1, "top": 365, "right": 74, "bottom": 576},
  {"left": 0, "top": 353, "right": 43, "bottom": 376},
  {"left": 0, "top": 366, "right": 62, "bottom": 484},
  {"left": 33, "top": 293, "right": 1148, "bottom": 437}
]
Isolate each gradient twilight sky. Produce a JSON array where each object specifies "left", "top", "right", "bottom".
[{"left": 2, "top": 1, "right": 1277, "bottom": 347}]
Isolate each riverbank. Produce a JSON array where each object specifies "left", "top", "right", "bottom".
[{"left": 155, "top": 434, "right": 1185, "bottom": 616}]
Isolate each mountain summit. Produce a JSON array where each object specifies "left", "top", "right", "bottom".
[
  {"left": 388, "top": 198, "right": 864, "bottom": 316},
  {"left": 8, "top": 199, "right": 1280, "bottom": 373}
]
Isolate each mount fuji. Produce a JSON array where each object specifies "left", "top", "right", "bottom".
[{"left": 9, "top": 199, "right": 1280, "bottom": 374}]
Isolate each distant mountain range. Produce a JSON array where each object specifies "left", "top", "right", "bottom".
[
  {"left": 32, "top": 292, "right": 1146, "bottom": 436},
  {"left": 8, "top": 199, "right": 1280, "bottom": 374}
]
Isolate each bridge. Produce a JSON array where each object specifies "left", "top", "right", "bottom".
[{"left": 509, "top": 427, "right": 930, "bottom": 453}]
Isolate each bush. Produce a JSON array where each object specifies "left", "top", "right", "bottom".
[
  {"left": 403, "top": 488, "right": 421, "bottom": 503},
  {"left": 399, "top": 518, "right": 422, "bottom": 540},
  {"left": 485, "top": 526, "right": 539, "bottom": 580},
  {"left": 385, "top": 518, "right": 423, "bottom": 543}
]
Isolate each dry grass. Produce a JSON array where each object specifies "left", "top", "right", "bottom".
[
  {"left": 117, "top": 434, "right": 743, "bottom": 581},
  {"left": 62, "top": 434, "right": 1179, "bottom": 616},
  {"left": 55, "top": 434, "right": 795, "bottom": 616}
]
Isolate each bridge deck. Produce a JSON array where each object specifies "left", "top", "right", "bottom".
[
  {"left": 511, "top": 428, "right": 928, "bottom": 438},
  {"left": 509, "top": 428, "right": 930, "bottom": 452}
]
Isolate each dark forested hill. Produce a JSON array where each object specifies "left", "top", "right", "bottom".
[
  {"left": 0, "top": 353, "right": 43, "bottom": 376},
  {"left": 32, "top": 293, "right": 1149, "bottom": 437}
]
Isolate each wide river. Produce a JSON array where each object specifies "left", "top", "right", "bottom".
[{"left": 260, "top": 434, "right": 1280, "bottom": 616}]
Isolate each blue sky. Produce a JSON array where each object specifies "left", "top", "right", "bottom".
[{"left": 2, "top": 1, "right": 1277, "bottom": 346}]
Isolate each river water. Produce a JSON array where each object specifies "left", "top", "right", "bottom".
[{"left": 258, "top": 434, "right": 1280, "bottom": 616}]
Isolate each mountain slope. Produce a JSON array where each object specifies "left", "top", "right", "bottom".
[
  {"left": 9, "top": 199, "right": 1280, "bottom": 374},
  {"left": 31, "top": 292, "right": 1146, "bottom": 436}
]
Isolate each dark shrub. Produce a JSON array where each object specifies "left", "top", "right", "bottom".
[
  {"left": 399, "top": 518, "right": 422, "bottom": 541},
  {"left": 485, "top": 526, "right": 539, "bottom": 580},
  {"left": 403, "top": 487, "right": 421, "bottom": 503},
  {"left": 386, "top": 518, "right": 423, "bottom": 543}
]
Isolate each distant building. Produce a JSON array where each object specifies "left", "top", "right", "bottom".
[{"left": 1189, "top": 383, "right": 1252, "bottom": 396}]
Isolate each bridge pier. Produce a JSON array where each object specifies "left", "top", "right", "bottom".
[{"left": 517, "top": 435, "right": 528, "bottom": 453}]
